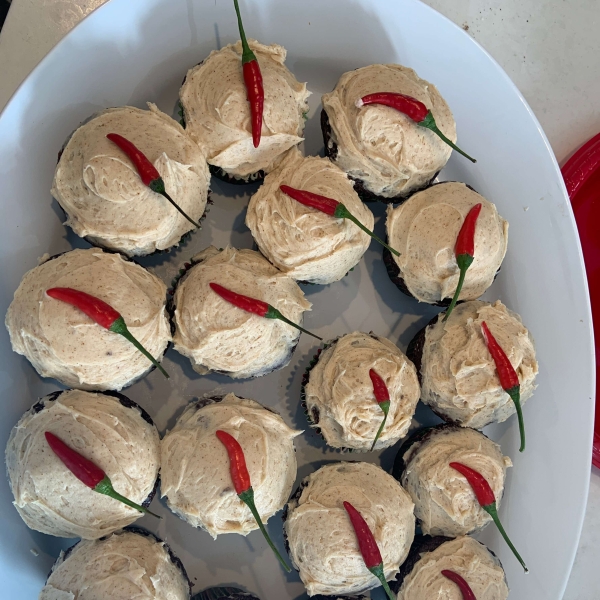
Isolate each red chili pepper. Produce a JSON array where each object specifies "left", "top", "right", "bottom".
[
  {"left": 449, "top": 462, "right": 528, "bottom": 572},
  {"left": 481, "top": 321, "right": 525, "bottom": 452},
  {"left": 279, "top": 185, "right": 400, "bottom": 257},
  {"left": 106, "top": 133, "right": 200, "bottom": 228},
  {"left": 441, "top": 570, "right": 477, "bottom": 600},
  {"left": 443, "top": 203, "right": 482, "bottom": 322},
  {"left": 232, "top": 0, "right": 264, "bottom": 148},
  {"left": 45, "top": 432, "right": 160, "bottom": 518},
  {"left": 343, "top": 501, "right": 395, "bottom": 600},
  {"left": 209, "top": 282, "right": 321, "bottom": 340},
  {"left": 46, "top": 287, "right": 169, "bottom": 379},
  {"left": 216, "top": 430, "right": 290, "bottom": 571},
  {"left": 356, "top": 92, "right": 476, "bottom": 163},
  {"left": 369, "top": 369, "right": 391, "bottom": 451}
]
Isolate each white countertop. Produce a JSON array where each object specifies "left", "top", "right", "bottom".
[{"left": 0, "top": 0, "right": 598, "bottom": 597}]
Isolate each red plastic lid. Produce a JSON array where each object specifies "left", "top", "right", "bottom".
[{"left": 562, "top": 132, "right": 600, "bottom": 469}]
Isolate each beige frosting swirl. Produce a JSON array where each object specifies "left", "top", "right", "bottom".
[
  {"left": 285, "top": 462, "right": 415, "bottom": 596},
  {"left": 386, "top": 182, "right": 508, "bottom": 303},
  {"left": 5, "top": 390, "right": 160, "bottom": 540},
  {"left": 172, "top": 246, "right": 311, "bottom": 378},
  {"left": 421, "top": 300, "right": 538, "bottom": 428},
  {"left": 246, "top": 149, "right": 373, "bottom": 284},
  {"left": 304, "top": 332, "right": 420, "bottom": 450},
  {"left": 39, "top": 530, "right": 190, "bottom": 600},
  {"left": 397, "top": 536, "right": 509, "bottom": 600},
  {"left": 322, "top": 64, "right": 456, "bottom": 198},
  {"left": 401, "top": 427, "right": 511, "bottom": 536},
  {"left": 161, "top": 393, "right": 302, "bottom": 537},
  {"left": 180, "top": 40, "right": 310, "bottom": 178},
  {"left": 5, "top": 248, "right": 171, "bottom": 391},
  {"left": 51, "top": 105, "right": 210, "bottom": 257}
]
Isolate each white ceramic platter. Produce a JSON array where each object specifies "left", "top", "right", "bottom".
[{"left": 0, "top": 0, "right": 593, "bottom": 598}]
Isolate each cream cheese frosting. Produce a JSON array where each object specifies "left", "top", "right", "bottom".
[
  {"left": 401, "top": 426, "right": 511, "bottom": 536},
  {"left": 5, "top": 248, "right": 171, "bottom": 391},
  {"left": 304, "top": 332, "right": 420, "bottom": 450},
  {"left": 5, "top": 390, "right": 160, "bottom": 540},
  {"left": 161, "top": 393, "right": 302, "bottom": 537},
  {"left": 397, "top": 536, "right": 509, "bottom": 600},
  {"left": 51, "top": 105, "right": 210, "bottom": 257},
  {"left": 180, "top": 40, "right": 310, "bottom": 179},
  {"left": 39, "top": 530, "right": 190, "bottom": 600},
  {"left": 322, "top": 64, "right": 456, "bottom": 199},
  {"left": 386, "top": 182, "right": 508, "bottom": 303},
  {"left": 172, "top": 246, "right": 311, "bottom": 378},
  {"left": 246, "top": 149, "right": 373, "bottom": 284},
  {"left": 421, "top": 300, "right": 538, "bottom": 428},
  {"left": 284, "top": 461, "right": 415, "bottom": 596}
]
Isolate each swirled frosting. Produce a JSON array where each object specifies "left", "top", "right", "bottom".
[
  {"left": 39, "top": 530, "right": 190, "bottom": 600},
  {"left": 5, "top": 390, "right": 160, "bottom": 539},
  {"left": 172, "top": 246, "right": 311, "bottom": 378},
  {"left": 161, "top": 393, "right": 302, "bottom": 537},
  {"left": 421, "top": 300, "right": 538, "bottom": 428},
  {"left": 397, "top": 536, "right": 509, "bottom": 600},
  {"left": 180, "top": 40, "right": 310, "bottom": 179},
  {"left": 246, "top": 149, "right": 373, "bottom": 284},
  {"left": 5, "top": 248, "right": 171, "bottom": 391},
  {"left": 386, "top": 182, "right": 508, "bottom": 303},
  {"left": 322, "top": 64, "right": 456, "bottom": 198},
  {"left": 51, "top": 105, "right": 210, "bottom": 256},
  {"left": 285, "top": 462, "right": 415, "bottom": 596},
  {"left": 304, "top": 332, "right": 420, "bottom": 450},
  {"left": 401, "top": 427, "right": 511, "bottom": 536}
]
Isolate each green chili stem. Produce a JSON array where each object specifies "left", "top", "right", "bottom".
[
  {"left": 149, "top": 179, "right": 200, "bottom": 228},
  {"left": 420, "top": 111, "right": 476, "bottom": 163},
  {"left": 232, "top": 0, "right": 256, "bottom": 63},
  {"left": 266, "top": 307, "right": 322, "bottom": 340},
  {"left": 508, "top": 386, "right": 526, "bottom": 452},
  {"left": 338, "top": 207, "right": 400, "bottom": 257},
  {"left": 95, "top": 476, "right": 161, "bottom": 519},
  {"left": 370, "top": 401, "right": 390, "bottom": 452},
  {"left": 369, "top": 563, "right": 395, "bottom": 600},
  {"left": 484, "top": 503, "right": 528, "bottom": 573}
]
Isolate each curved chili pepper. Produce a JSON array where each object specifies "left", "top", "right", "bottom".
[
  {"left": 481, "top": 321, "right": 525, "bottom": 452},
  {"left": 209, "top": 282, "right": 321, "bottom": 340},
  {"left": 441, "top": 570, "right": 477, "bottom": 600},
  {"left": 215, "top": 430, "right": 290, "bottom": 572},
  {"left": 356, "top": 92, "right": 476, "bottom": 163},
  {"left": 46, "top": 287, "right": 169, "bottom": 378},
  {"left": 106, "top": 133, "right": 200, "bottom": 228},
  {"left": 443, "top": 203, "right": 482, "bottom": 322},
  {"left": 449, "top": 462, "right": 528, "bottom": 572},
  {"left": 45, "top": 432, "right": 160, "bottom": 518},
  {"left": 343, "top": 501, "right": 395, "bottom": 600},
  {"left": 232, "top": 0, "right": 264, "bottom": 147},
  {"left": 369, "top": 369, "right": 391, "bottom": 451},
  {"left": 279, "top": 185, "right": 400, "bottom": 257}
]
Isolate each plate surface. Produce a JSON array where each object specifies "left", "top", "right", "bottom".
[{"left": 0, "top": 0, "right": 593, "bottom": 598}]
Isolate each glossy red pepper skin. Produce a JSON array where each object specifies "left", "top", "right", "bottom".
[
  {"left": 369, "top": 369, "right": 391, "bottom": 451},
  {"left": 441, "top": 570, "right": 477, "bottom": 600}
]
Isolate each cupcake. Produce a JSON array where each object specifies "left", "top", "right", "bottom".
[
  {"left": 283, "top": 461, "right": 415, "bottom": 596},
  {"left": 52, "top": 105, "right": 210, "bottom": 257},
  {"left": 171, "top": 246, "right": 312, "bottom": 378},
  {"left": 193, "top": 588, "right": 259, "bottom": 600},
  {"left": 39, "top": 528, "right": 191, "bottom": 599},
  {"left": 384, "top": 182, "right": 508, "bottom": 305},
  {"left": 321, "top": 64, "right": 456, "bottom": 202},
  {"left": 302, "top": 332, "right": 420, "bottom": 451},
  {"left": 161, "top": 393, "right": 301, "bottom": 537},
  {"left": 407, "top": 300, "right": 538, "bottom": 429},
  {"left": 180, "top": 40, "right": 310, "bottom": 184},
  {"left": 5, "top": 248, "right": 171, "bottom": 391},
  {"left": 5, "top": 389, "right": 160, "bottom": 539},
  {"left": 245, "top": 149, "right": 374, "bottom": 284}
]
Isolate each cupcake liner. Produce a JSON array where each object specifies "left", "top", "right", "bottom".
[
  {"left": 193, "top": 587, "right": 260, "bottom": 600},
  {"left": 209, "top": 164, "right": 266, "bottom": 186}
]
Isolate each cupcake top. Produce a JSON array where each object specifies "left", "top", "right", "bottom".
[
  {"left": 5, "top": 248, "right": 171, "bottom": 391},
  {"left": 386, "top": 182, "right": 508, "bottom": 304},
  {"left": 399, "top": 426, "right": 511, "bottom": 536},
  {"left": 421, "top": 300, "right": 538, "bottom": 428},
  {"left": 322, "top": 64, "right": 456, "bottom": 199},
  {"left": 285, "top": 461, "right": 415, "bottom": 596},
  {"left": 39, "top": 529, "right": 190, "bottom": 600},
  {"left": 180, "top": 40, "right": 310, "bottom": 179},
  {"left": 304, "top": 332, "right": 420, "bottom": 450},
  {"left": 5, "top": 390, "right": 160, "bottom": 539},
  {"left": 51, "top": 105, "right": 210, "bottom": 256},
  {"left": 246, "top": 149, "right": 373, "bottom": 284},
  {"left": 172, "top": 246, "right": 311, "bottom": 378},
  {"left": 161, "top": 393, "right": 302, "bottom": 537}
]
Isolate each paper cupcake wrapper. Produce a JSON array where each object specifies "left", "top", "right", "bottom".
[{"left": 193, "top": 587, "right": 260, "bottom": 600}]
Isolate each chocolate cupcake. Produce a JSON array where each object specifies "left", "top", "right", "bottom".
[{"left": 193, "top": 588, "right": 260, "bottom": 600}]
